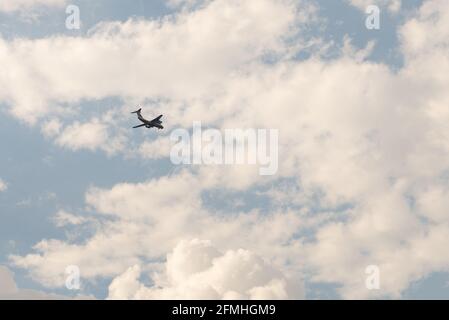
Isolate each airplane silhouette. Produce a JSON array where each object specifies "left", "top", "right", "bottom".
[{"left": 131, "top": 108, "right": 163, "bottom": 130}]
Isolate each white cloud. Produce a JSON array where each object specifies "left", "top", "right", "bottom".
[
  {"left": 0, "top": 0, "right": 304, "bottom": 124},
  {"left": 10, "top": 171, "right": 304, "bottom": 289},
  {"left": 399, "top": 0, "right": 449, "bottom": 56},
  {"left": 107, "top": 239, "right": 303, "bottom": 300},
  {"left": 348, "top": 0, "right": 401, "bottom": 13},
  {"left": 0, "top": 178, "right": 7, "bottom": 192},
  {"left": 138, "top": 137, "right": 173, "bottom": 160},
  {"left": 0, "top": 265, "right": 90, "bottom": 299},
  {"left": 55, "top": 115, "right": 126, "bottom": 154},
  {"left": 56, "top": 119, "right": 108, "bottom": 151},
  {"left": 0, "top": 0, "right": 66, "bottom": 13},
  {"left": 52, "top": 210, "right": 90, "bottom": 227},
  {"left": 41, "top": 118, "right": 62, "bottom": 138}
]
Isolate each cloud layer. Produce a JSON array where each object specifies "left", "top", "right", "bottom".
[{"left": 4, "top": 0, "right": 449, "bottom": 299}]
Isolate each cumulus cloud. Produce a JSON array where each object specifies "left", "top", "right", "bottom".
[
  {"left": 399, "top": 0, "right": 449, "bottom": 56},
  {"left": 0, "top": 0, "right": 305, "bottom": 124},
  {"left": 7, "top": 0, "right": 449, "bottom": 300},
  {"left": 11, "top": 171, "right": 304, "bottom": 288},
  {"left": 107, "top": 239, "right": 303, "bottom": 300}
]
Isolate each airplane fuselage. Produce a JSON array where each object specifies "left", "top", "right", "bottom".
[{"left": 139, "top": 116, "right": 163, "bottom": 129}]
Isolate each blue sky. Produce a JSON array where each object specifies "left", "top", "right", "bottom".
[{"left": 2, "top": 0, "right": 449, "bottom": 300}]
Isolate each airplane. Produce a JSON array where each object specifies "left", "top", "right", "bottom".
[{"left": 131, "top": 108, "right": 164, "bottom": 130}]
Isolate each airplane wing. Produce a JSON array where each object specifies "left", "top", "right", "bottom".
[
  {"left": 133, "top": 124, "right": 146, "bottom": 129},
  {"left": 152, "top": 115, "right": 163, "bottom": 122}
]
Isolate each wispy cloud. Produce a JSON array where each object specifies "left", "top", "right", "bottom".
[{"left": 0, "top": 0, "right": 67, "bottom": 14}]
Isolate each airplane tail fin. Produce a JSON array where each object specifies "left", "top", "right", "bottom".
[{"left": 131, "top": 108, "right": 142, "bottom": 114}]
